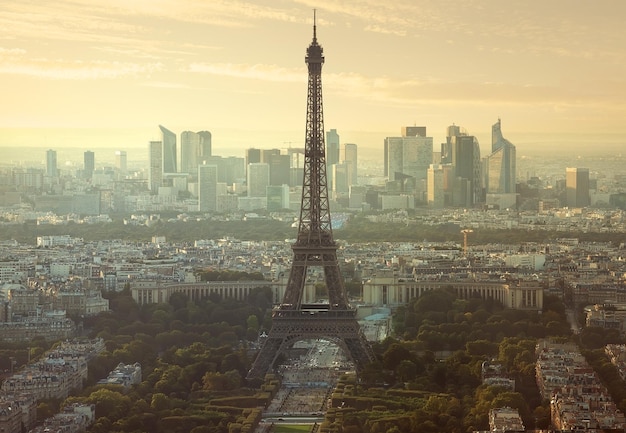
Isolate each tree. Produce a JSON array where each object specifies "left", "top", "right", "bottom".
[
  {"left": 246, "top": 314, "right": 259, "bottom": 331},
  {"left": 396, "top": 359, "right": 418, "bottom": 382},
  {"left": 382, "top": 343, "right": 412, "bottom": 371},
  {"left": 151, "top": 392, "right": 169, "bottom": 411},
  {"left": 202, "top": 369, "right": 241, "bottom": 391}
]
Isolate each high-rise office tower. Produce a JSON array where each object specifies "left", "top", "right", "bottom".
[
  {"left": 401, "top": 126, "right": 427, "bottom": 138},
  {"left": 46, "top": 149, "right": 58, "bottom": 177},
  {"left": 483, "top": 119, "right": 516, "bottom": 209},
  {"left": 148, "top": 141, "right": 163, "bottom": 192},
  {"left": 446, "top": 125, "right": 481, "bottom": 207},
  {"left": 223, "top": 156, "right": 246, "bottom": 186},
  {"left": 159, "top": 125, "right": 177, "bottom": 174},
  {"left": 198, "top": 164, "right": 218, "bottom": 212},
  {"left": 326, "top": 128, "right": 340, "bottom": 166},
  {"left": 198, "top": 131, "right": 211, "bottom": 159},
  {"left": 268, "top": 153, "right": 291, "bottom": 186},
  {"left": 344, "top": 143, "right": 357, "bottom": 186},
  {"left": 83, "top": 151, "right": 94, "bottom": 180},
  {"left": 246, "top": 148, "right": 261, "bottom": 166},
  {"left": 181, "top": 130, "right": 212, "bottom": 174},
  {"left": 384, "top": 127, "right": 433, "bottom": 182},
  {"left": 115, "top": 150, "right": 127, "bottom": 177},
  {"left": 247, "top": 162, "right": 269, "bottom": 197},
  {"left": 566, "top": 167, "right": 590, "bottom": 208},
  {"left": 427, "top": 164, "right": 445, "bottom": 208},
  {"left": 261, "top": 148, "right": 280, "bottom": 163},
  {"left": 331, "top": 163, "right": 350, "bottom": 197},
  {"left": 348, "top": 184, "right": 367, "bottom": 209},
  {"left": 288, "top": 147, "right": 305, "bottom": 186},
  {"left": 202, "top": 156, "right": 245, "bottom": 186},
  {"left": 266, "top": 184, "right": 290, "bottom": 211},
  {"left": 486, "top": 119, "right": 516, "bottom": 194}
]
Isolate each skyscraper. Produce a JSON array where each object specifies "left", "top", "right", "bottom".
[
  {"left": 427, "top": 164, "right": 445, "bottom": 208},
  {"left": 83, "top": 151, "right": 94, "bottom": 180},
  {"left": 148, "top": 141, "right": 162, "bottom": 192},
  {"left": 344, "top": 143, "right": 358, "bottom": 186},
  {"left": 246, "top": 148, "right": 261, "bottom": 166},
  {"left": 384, "top": 127, "right": 433, "bottom": 182},
  {"left": 288, "top": 147, "right": 305, "bottom": 186},
  {"left": 202, "top": 156, "right": 245, "bottom": 186},
  {"left": 566, "top": 167, "right": 590, "bottom": 208},
  {"left": 115, "top": 150, "right": 127, "bottom": 177},
  {"left": 446, "top": 126, "right": 481, "bottom": 207},
  {"left": 401, "top": 126, "right": 427, "bottom": 138},
  {"left": 268, "top": 153, "right": 291, "bottom": 186},
  {"left": 484, "top": 119, "right": 517, "bottom": 209},
  {"left": 46, "top": 149, "right": 57, "bottom": 177},
  {"left": 181, "top": 130, "right": 212, "bottom": 174},
  {"left": 198, "top": 164, "right": 218, "bottom": 212},
  {"left": 159, "top": 125, "right": 177, "bottom": 174},
  {"left": 326, "top": 128, "right": 340, "bottom": 166},
  {"left": 266, "top": 184, "right": 290, "bottom": 211},
  {"left": 486, "top": 119, "right": 516, "bottom": 194},
  {"left": 261, "top": 148, "right": 280, "bottom": 163},
  {"left": 332, "top": 163, "right": 350, "bottom": 196},
  {"left": 247, "top": 163, "right": 269, "bottom": 197}
]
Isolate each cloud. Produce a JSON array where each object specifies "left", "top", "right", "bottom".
[
  {"left": 0, "top": 57, "right": 162, "bottom": 80},
  {"left": 0, "top": 47, "right": 27, "bottom": 55},
  {"left": 141, "top": 81, "right": 190, "bottom": 89},
  {"left": 188, "top": 62, "right": 305, "bottom": 83},
  {"left": 186, "top": 56, "right": 626, "bottom": 110}
]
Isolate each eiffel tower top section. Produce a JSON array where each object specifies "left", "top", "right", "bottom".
[
  {"left": 297, "top": 9, "right": 333, "bottom": 250},
  {"left": 306, "top": 10, "right": 324, "bottom": 70}
]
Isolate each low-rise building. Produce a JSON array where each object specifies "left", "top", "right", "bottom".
[
  {"left": 488, "top": 407, "right": 525, "bottom": 432},
  {"left": 362, "top": 270, "right": 543, "bottom": 310},
  {"left": 97, "top": 362, "right": 142, "bottom": 389}
]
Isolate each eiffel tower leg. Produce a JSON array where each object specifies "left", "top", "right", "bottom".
[{"left": 247, "top": 336, "right": 284, "bottom": 380}]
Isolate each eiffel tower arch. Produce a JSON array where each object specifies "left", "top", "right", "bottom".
[{"left": 246, "top": 13, "right": 375, "bottom": 381}]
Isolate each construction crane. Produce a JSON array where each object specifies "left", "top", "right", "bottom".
[{"left": 461, "top": 229, "right": 473, "bottom": 257}]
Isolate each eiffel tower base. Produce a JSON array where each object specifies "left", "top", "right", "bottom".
[{"left": 246, "top": 307, "right": 375, "bottom": 381}]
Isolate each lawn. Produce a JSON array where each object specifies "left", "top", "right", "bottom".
[{"left": 273, "top": 425, "right": 312, "bottom": 433}]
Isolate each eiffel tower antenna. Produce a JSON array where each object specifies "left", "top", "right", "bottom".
[
  {"left": 313, "top": 9, "right": 318, "bottom": 42},
  {"left": 247, "top": 12, "right": 374, "bottom": 381}
]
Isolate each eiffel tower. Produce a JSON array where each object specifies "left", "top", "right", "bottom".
[{"left": 246, "top": 13, "right": 375, "bottom": 381}]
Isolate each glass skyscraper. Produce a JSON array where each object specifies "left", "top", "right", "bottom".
[
  {"left": 486, "top": 119, "right": 516, "bottom": 194},
  {"left": 159, "top": 125, "right": 177, "bottom": 174},
  {"left": 46, "top": 149, "right": 57, "bottom": 177}
]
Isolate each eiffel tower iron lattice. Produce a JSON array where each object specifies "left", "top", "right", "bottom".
[{"left": 246, "top": 14, "right": 375, "bottom": 381}]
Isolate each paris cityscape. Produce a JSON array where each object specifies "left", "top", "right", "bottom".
[{"left": 2, "top": 2, "right": 626, "bottom": 433}]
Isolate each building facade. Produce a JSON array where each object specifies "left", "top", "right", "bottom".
[
  {"left": 566, "top": 167, "right": 590, "bottom": 208},
  {"left": 180, "top": 130, "right": 211, "bottom": 174},
  {"left": 159, "top": 125, "right": 177, "bottom": 174},
  {"left": 198, "top": 164, "right": 218, "bottom": 212},
  {"left": 247, "top": 163, "right": 270, "bottom": 198},
  {"left": 46, "top": 149, "right": 57, "bottom": 178},
  {"left": 362, "top": 271, "right": 543, "bottom": 310},
  {"left": 148, "top": 140, "right": 163, "bottom": 192}
]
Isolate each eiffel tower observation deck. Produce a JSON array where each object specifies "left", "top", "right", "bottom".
[{"left": 247, "top": 13, "right": 375, "bottom": 381}]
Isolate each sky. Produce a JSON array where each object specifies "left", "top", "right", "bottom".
[{"left": 1, "top": 0, "right": 626, "bottom": 160}]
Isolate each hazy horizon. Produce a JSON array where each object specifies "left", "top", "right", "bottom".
[
  {"left": 2, "top": 127, "right": 624, "bottom": 174},
  {"left": 2, "top": 2, "right": 626, "bottom": 153},
  {"left": 2, "top": 126, "right": 624, "bottom": 154}
]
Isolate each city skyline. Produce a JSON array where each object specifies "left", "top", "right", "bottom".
[{"left": 1, "top": 1, "right": 625, "bottom": 156}]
